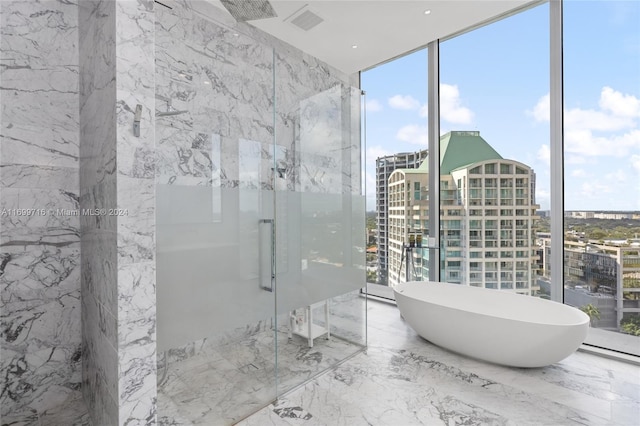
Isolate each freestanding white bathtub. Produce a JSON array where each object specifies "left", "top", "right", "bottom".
[{"left": 393, "top": 281, "right": 590, "bottom": 368}]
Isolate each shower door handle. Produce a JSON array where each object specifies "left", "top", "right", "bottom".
[{"left": 259, "top": 219, "right": 275, "bottom": 292}]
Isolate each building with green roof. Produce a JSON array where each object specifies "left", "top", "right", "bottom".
[{"left": 386, "top": 131, "right": 539, "bottom": 294}]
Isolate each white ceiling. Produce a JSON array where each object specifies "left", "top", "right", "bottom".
[{"left": 208, "top": 0, "right": 537, "bottom": 74}]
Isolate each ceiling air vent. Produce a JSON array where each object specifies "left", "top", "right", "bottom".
[{"left": 290, "top": 9, "right": 324, "bottom": 31}]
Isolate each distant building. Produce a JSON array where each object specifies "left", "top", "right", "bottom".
[
  {"left": 375, "top": 149, "right": 428, "bottom": 285},
  {"left": 562, "top": 241, "right": 640, "bottom": 331},
  {"left": 593, "top": 212, "right": 634, "bottom": 220},
  {"left": 566, "top": 211, "right": 637, "bottom": 220},
  {"left": 386, "top": 131, "right": 539, "bottom": 294},
  {"left": 569, "top": 211, "right": 595, "bottom": 219}
]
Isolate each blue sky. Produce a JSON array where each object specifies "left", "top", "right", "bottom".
[{"left": 361, "top": 1, "right": 640, "bottom": 211}]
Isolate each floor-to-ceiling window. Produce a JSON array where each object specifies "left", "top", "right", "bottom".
[
  {"left": 438, "top": 3, "right": 550, "bottom": 296},
  {"left": 563, "top": 0, "right": 640, "bottom": 356},
  {"left": 361, "top": 49, "right": 428, "bottom": 292}
]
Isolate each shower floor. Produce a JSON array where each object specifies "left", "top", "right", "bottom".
[{"left": 157, "top": 324, "right": 364, "bottom": 425}]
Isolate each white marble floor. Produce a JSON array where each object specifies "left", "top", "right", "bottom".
[
  {"left": 238, "top": 299, "right": 640, "bottom": 426},
  {"left": 9, "top": 298, "right": 636, "bottom": 425},
  {"left": 157, "top": 315, "right": 365, "bottom": 425}
]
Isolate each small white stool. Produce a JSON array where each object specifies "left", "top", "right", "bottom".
[{"left": 288, "top": 300, "right": 330, "bottom": 348}]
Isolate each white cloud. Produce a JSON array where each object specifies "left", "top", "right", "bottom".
[
  {"left": 565, "top": 129, "right": 640, "bottom": 157},
  {"left": 580, "top": 181, "right": 612, "bottom": 198},
  {"left": 392, "top": 84, "right": 474, "bottom": 124},
  {"left": 605, "top": 170, "right": 627, "bottom": 181},
  {"left": 566, "top": 108, "right": 635, "bottom": 132},
  {"left": 529, "top": 93, "right": 550, "bottom": 122},
  {"left": 366, "top": 99, "right": 383, "bottom": 112},
  {"left": 366, "top": 145, "right": 392, "bottom": 163},
  {"left": 537, "top": 144, "right": 550, "bottom": 167},
  {"left": 571, "top": 169, "right": 588, "bottom": 178},
  {"left": 599, "top": 86, "right": 640, "bottom": 118},
  {"left": 529, "top": 88, "right": 640, "bottom": 158},
  {"left": 396, "top": 124, "right": 428, "bottom": 146},
  {"left": 388, "top": 95, "right": 420, "bottom": 110},
  {"left": 440, "top": 84, "right": 474, "bottom": 124},
  {"left": 530, "top": 87, "right": 638, "bottom": 131}
]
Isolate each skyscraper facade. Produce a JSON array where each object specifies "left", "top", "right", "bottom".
[
  {"left": 375, "top": 149, "right": 428, "bottom": 284},
  {"left": 387, "top": 131, "right": 540, "bottom": 294}
]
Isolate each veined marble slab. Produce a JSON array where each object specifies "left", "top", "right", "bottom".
[
  {"left": 1, "top": 0, "right": 81, "bottom": 420},
  {"left": 239, "top": 300, "right": 640, "bottom": 426}
]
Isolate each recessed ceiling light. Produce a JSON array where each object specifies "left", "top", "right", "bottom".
[
  {"left": 204, "top": 81, "right": 211, "bottom": 85},
  {"left": 352, "top": 44, "right": 358, "bottom": 49},
  {"left": 424, "top": 10, "right": 432, "bottom": 15}
]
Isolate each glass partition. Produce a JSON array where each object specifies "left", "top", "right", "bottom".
[
  {"left": 155, "top": 3, "right": 278, "bottom": 423},
  {"left": 273, "top": 81, "right": 366, "bottom": 395},
  {"left": 563, "top": 0, "right": 640, "bottom": 355},
  {"left": 438, "top": 4, "right": 549, "bottom": 295},
  {"left": 154, "top": 1, "right": 366, "bottom": 424}
]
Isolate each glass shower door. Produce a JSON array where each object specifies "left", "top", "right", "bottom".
[
  {"left": 272, "top": 61, "right": 367, "bottom": 395},
  {"left": 154, "top": 2, "right": 278, "bottom": 424}
]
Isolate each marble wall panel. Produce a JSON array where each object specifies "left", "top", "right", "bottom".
[
  {"left": 80, "top": 228, "right": 118, "bottom": 318},
  {"left": 82, "top": 292, "right": 118, "bottom": 403},
  {"left": 157, "top": 0, "right": 338, "bottom": 197},
  {"left": 78, "top": 0, "right": 119, "bottom": 424},
  {"left": 156, "top": 2, "right": 274, "bottom": 162},
  {"left": 81, "top": 293, "right": 118, "bottom": 426},
  {"left": 80, "top": 2, "right": 159, "bottom": 424},
  {"left": 115, "top": 0, "right": 157, "bottom": 424},
  {"left": 0, "top": 0, "right": 81, "bottom": 420},
  {"left": 156, "top": 124, "right": 220, "bottom": 186},
  {"left": 0, "top": 0, "right": 79, "bottom": 169},
  {"left": 117, "top": 177, "right": 155, "bottom": 266},
  {"left": 117, "top": 297, "right": 156, "bottom": 425}
]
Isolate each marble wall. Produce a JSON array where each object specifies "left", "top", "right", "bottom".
[
  {"left": 114, "top": 1, "right": 157, "bottom": 424},
  {"left": 80, "top": 0, "right": 157, "bottom": 425},
  {"left": 0, "top": 0, "right": 81, "bottom": 422},
  {"left": 79, "top": 0, "right": 118, "bottom": 424}
]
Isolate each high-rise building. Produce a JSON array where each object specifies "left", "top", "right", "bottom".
[
  {"left": 387, "top": 131, "right": 540, "bottom": 294},
  {"left": 375, "top": 149, "right": 428, "bottom": 284},
  {"left": 541, "top": 239, "right": 640, "bottom": 331}
]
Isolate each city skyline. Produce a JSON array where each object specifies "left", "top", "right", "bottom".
[{"left": 362, "top": 1, "right": 640, "bottom": 212}]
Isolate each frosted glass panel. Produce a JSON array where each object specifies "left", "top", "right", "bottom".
[
  {"left": 274, "top": 81, "right": 365, "bottom": 397},
  {"left": 155, "top": 2, "right": 365, "bottom": 423},
  {"left": 157, "top": 188, "right": 273, "bottom": 351}
]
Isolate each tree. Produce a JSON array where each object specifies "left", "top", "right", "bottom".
[
  {"left": 620, "top": 315, "right": 640, "bottom": 337},
  {"left": 580, "top": 304, "right": 601, "bottom": 327}
]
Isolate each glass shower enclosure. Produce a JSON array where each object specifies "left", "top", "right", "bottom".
[{"left": 154, "top": 2, "right": 366, "bottom": 424}]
